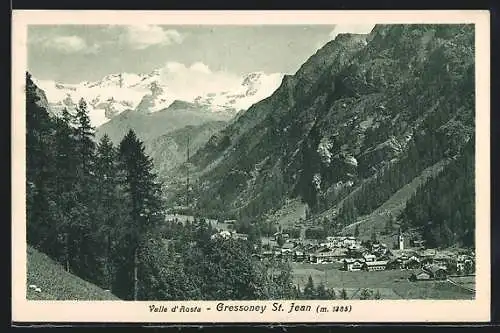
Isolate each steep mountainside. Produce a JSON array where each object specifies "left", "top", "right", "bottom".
[
  {"left": 145, "top": 120, "right": 227, "bottom": 182},
  {"left": 180, "top": 25, "right": 474, "bottom": 246}
]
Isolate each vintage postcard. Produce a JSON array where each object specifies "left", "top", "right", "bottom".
[{"left": 12, "top": 10, "right": 490, "bottom": 323}]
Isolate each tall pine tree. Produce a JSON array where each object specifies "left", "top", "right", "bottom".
[
  {"left": 94, "top": 134, "right": 133, "bottom": 290},
  {"left": 26, "top": 72, "right": 59, "bottom": 258},
  {"left": 71, "top": 98, "right": 98, "bottom": 280},
  {"left": 118, "top": 129, "right": 164, "bottom": 300}
]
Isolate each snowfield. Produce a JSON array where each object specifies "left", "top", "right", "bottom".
[{"left": 33, "top": 68, "right": 284, "bottom": 128}]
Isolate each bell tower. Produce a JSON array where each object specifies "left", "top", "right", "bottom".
[{"left": 399, "top": 229, "right": 405, "bottom": 250}]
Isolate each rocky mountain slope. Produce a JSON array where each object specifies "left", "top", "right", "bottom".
[
  {"left": 176, "top": 24, "right": 474, "bottom": 246},
  {"left": 94, "top": 100, "right": 231, "bottom": 144},
  {"left": 145, "top": 120, "right": 227, "bottom": 183},
  {"left": 33, "top": 70, "right": 283, "bottom": 128}
]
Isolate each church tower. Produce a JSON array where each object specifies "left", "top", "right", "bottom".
[{"left": 398, "top": 229, "right": 405, "bottom": 250}]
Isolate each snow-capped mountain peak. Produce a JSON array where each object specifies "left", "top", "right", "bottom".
[{"left": 33, "top": 68, "right": 284, "bottom": 127}]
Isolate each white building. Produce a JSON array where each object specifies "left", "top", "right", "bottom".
[
  {"left": 362, "top": 253, "right": 376, "bottom": 262},
  {"left": 399, "top": 232, "right": 405, "bottom": 250}
]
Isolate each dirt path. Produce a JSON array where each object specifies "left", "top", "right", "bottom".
[{"left": 446, "top": 278, "right": 475, "bottom": 293}]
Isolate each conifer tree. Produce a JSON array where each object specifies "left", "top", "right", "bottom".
[
  {"left": 118, "top": 129, "right": 165, "bottom": 300},
  {"left": 316, "top": 282, "right": 328, "bottom": 299},
  {"left": 94, "top": 134, "right": 133, "bottom": 290},
  {"left": 354, "top": 224, "right": 360, "bottom": 238},
  {"left": 360, "top": 288, "right": 372, "bottom": 300},
  {"left": 52, "top": 107, "right": 79, "bottom": 271},
  {"left": 26, "top": 72, "right": 59, "bottom": 257},
  {"left": 303, "top": 275, "right": 316, "bottom": 299},
  {"left": 71, "top": 98, "right": 98, "bottom": 279},
  {"left": 340, "top": 288, "right": 348, "bottom": 300}
]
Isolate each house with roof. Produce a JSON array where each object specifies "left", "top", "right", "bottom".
[
  {"left": 423, "top": 264, "right": 448, "bottom": 280},
  {"left": 313, "top": 247, "right": 349, "bottom": 263},
  {"left": 433, "top": 253, "right": 452, "bottom": 267},
  {"left": 362, "top": 253, "right": 376, "bottom": 262},
  {"left": 280, "top": 242, "right": 296, "bottom": 260},
  {"left": 456, "top": 254, "right": 473, "bottom": 274},
  {"left": 347, "top": 243, "right": 362, "bottom": 251},
  {"left": 421, "top": 248, "right": 437, "bottom": 257},
  {"left": 409, "top": 269, "right": 432, "bottom": 281},
  {"left": 386, "top": 258, "right": 402, "bottom": 270},
  {"left": 343, "top": 237, "right": 357, "bottom": 248},
  {"left": 412, "top": 239, "right": 425, "bottom": 249},
  {"left": 343, "top": 258, "right": 365, "bottom": 271},
  {"left": 262, "top": 250, "right": 274, "bottom": 259},
  {"left": 311, "top": 246, "right": 332, "bottom": 263},
  {"left": 210, "top": 230, "right": 232, "bottom": 240},
  {"left": 293, "top": 249, "right": 307, "bottom": 263},
  {"left": 331, "top": 247, "right": 348, "bottom": 261},
  {"left": 347, "top": 247, "right": 364, "bottom": 259},
  {"left": 392, "top": 249, "right": 419, "bottom": 261},
  {"left": 233, "top": 233, "right": 248, "bottom": 241},
  {"left": 420, "top": 256, "right": 434, "bottom": 266},
  {"left": 362, "top": 260, "right": 388, "bottom": 271},
  {"left": 402, "top": 257, "right": 421, "bottom": 269},
  {"left": 320, "top": 240, "right": 336, "bottom": 249}
]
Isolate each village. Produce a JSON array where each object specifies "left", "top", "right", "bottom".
[
  {"left": 162, "top": 211, "right": 476, "bottom": 299},
  {"left": 205, "top": 218, "right": 476, "bottom": 283}
]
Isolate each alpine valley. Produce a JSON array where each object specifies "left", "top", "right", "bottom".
[
  {"left": 33, "top": 24, "right": 475, "bottom": 249},
  {"left": 171, "top": 24, "right": 475, "bottom": 249},
  {"left": 25, "top": 23, "right": 476, "bottom": 302}
]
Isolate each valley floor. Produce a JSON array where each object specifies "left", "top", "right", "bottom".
[{"left": 290, "top": 262, "right": 475, "bottom": 300}]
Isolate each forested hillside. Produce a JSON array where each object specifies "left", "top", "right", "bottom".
[
  {"left": 400, "top": 138, "right": 475, "bottom": 248},
  {"left": 25, "top": 73, "right": 297, "bottom": 300},
  {"left": 182, "top": 24, "right": 475, "bottom": 248}
]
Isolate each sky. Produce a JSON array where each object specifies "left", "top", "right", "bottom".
[{"left": 27, "top": 24, "right": 375, "bottom": 84}]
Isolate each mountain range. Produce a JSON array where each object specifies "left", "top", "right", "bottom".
[
  {"left": 32, "top": 69, "right": 284, "bottom": 128},
  {"left": 29, "top": 24, "right": 475, "bottom": 249},
  {"left": 168, "top": 24, "right": 475, "bottom": 248}
]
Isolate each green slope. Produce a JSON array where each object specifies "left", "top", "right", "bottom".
[{"left": 26, "top": 246, "right": 121, "bottom": 300}]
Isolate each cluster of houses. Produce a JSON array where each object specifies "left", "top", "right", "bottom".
[
  {"left": 206, "top": 222, "right": 475, "bottom": 282},
  {"left": 258, "top": 233, "right": 475, "bottom": 280},
  {"left": 210, "top": 230, "right": 249, "bottom": 241}
]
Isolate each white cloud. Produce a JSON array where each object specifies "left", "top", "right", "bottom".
[
  {"left": 158, "top": 61, "right": 240, "bottom": 100},
  {"left": 119, "top": 25, "right": 184, "bottom": 50},
  {"left": 31, "top": 35, "right": 100, "bottom": 54},
  {"left": 190, "top": 62, "right": 211, "bottom": 74},
  {"left": 151, "top": 61, "right": 284, "bottom": 111},
  {"left": 50, "top": 36, "right": 86, "bottom": 52},
  {"left": 329, "top": 24, "right": 375, "bottom": 40},
  {"left": 311, "top": 24, "right": 375, "bottom": 53}
]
